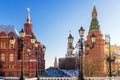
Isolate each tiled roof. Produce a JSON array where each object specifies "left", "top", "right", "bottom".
[{"left": 0, "top": 25, "right": 19, "bottom": 37}]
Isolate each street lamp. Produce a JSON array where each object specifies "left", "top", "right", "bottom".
[
  {"left": 19, "top": 29, "right": 25, "bottom": 80},
  {"left": 41, "top": 45, "right": 46, "bottom": 75},
  {"left": 78, "top": 26, "right": 85, "bottom": 80},
  {"left": 85, "top": 34, "right": 96, "bottom": 51},
  {"left": 77, "top": 27, "right": 96, "bottom": 80},
  {"left": 34, "top": 41, "right": 39, "bottom": 80},
  {"left": 105, "top": 34, "right": 116, "bottom": 77}
]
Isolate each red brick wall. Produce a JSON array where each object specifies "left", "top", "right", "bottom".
[{"left": 84, "top": 31, "right": 106, "bottom": 77}]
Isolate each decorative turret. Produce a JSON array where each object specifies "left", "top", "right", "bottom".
[
  {"left": 24, "top": 8, "right": 33, "bottom": 35},
  {"left": 66, "top": 33, "right": 74, "bottom": 57},
  {"left": 89, "top": 5, "right": 100, "bottom": 32}
]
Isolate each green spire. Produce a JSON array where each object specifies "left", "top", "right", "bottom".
[
  {"left": 93, "top": 5, "right": 97, "bottom": 13},
  {"left": 89, "top": 6, "right": 100, "bottom": 32}
]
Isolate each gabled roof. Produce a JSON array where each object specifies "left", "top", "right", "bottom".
[{"left": 0, "top": 25, "right": 19, "bottom": 37}]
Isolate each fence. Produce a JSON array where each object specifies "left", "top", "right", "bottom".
[
  {"left": 26, "top": 77, "right": 120, "bottom": 80},
  {"left": 0, "top": 77, "right": 120, "bottom": 80}
]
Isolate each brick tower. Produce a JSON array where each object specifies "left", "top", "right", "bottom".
[
  {"left": 84, "top": 6, "right": 106, "bottom": 77},
  {"left": 54, "top": 57, "right": 58, "bottom": 68}
]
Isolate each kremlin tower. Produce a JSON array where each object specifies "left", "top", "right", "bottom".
[
  {"left": 54, "top": 57, "right": 58, "bottom": 68},
  {"left": 84, "top": 6, "right": 106, "bottom": 77}
]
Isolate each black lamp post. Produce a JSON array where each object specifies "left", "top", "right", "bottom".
[
  {"left": 105, "top": 34, "right": 116, "bottom": 77},
  {"left": 85, "top": 34, "right": 96, "bottom": 51},
  {"left": 19, "top": 29, "right": 25, "bottom": 80},
  {"left": 77, "top": 26, "right": 96, "bottom": 80},
  {"left": 34, "top": 41, "right": 39, "bottom": 80},
  {"left": 41, "top": 45, "right": 46, "bottom": 75},
  {"left": 78, "top": 27, "right": 85, "bottom": 80}
]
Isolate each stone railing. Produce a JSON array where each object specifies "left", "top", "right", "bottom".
[
  {"left": 25, "top": 77, "right": 77, "bottom": 80},
  {"left": 26, "top": 77, "right": 120, "bottom": 80},
  {"left": 85, "top": 77, "right": 120, "bottom": 80},
  {"left": 0, "top": 77, "right": 120, "bottom": 80}
]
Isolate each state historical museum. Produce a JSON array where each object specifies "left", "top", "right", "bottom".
[{"left": 0, "top": 8, "right": 45, "bottom": 77}]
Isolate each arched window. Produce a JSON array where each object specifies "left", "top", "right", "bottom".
[
  {"left": 0, "top": 42, "right": 6, "bottom": 49},
  {"left": 0, "top": 42, "right": 3, "bottom": 49},
  {"left": 3, "top": 42, "right": 5, "bottom": 49},
  {"left": 0, "top": 54, "right": 5, "bottom": 61},
  {"left": 9, "top": 54, "right": 14, "bottom": 61},
  {"left": 12, "top": 65, "right": 14, "bottom": 69}
]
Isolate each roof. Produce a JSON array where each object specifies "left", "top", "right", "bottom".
[
  {"left": 0, "top": 25, "right": 19, "bottom": 37},
  {"left": 92, "top": 5, "right": 97, "bottom": 13}
]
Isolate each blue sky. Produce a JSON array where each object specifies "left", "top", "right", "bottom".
[{"left": 0, "top": 0, "right": 120, "bottom": 68}]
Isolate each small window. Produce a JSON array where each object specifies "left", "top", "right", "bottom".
[
  {"left": 3, "top": 42, "right": 5, "bottom": 49},
  {"left": 0, "top": 42, "right": 2, "bottom": 49},
  {"left": 0, "top": 54, "right": 5, "bottom": 61},
  {"left": 9, "top": 54, "right": 14, "bottom": 61}
]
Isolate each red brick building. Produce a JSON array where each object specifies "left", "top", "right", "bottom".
[
  {"left": 84, "top": 6, "right": 106, "bottom": 77},
  {"left": 0, "top": 8, "right": 45, "bottom": 77}
]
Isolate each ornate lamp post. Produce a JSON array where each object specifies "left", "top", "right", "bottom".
[
  {"left": 77, "top": 27, "right": 96, "bottom": 80},
  {"left": 105, "top": 34, "right": 116, "bottom": 77},
  {"left": 77, "top": 27, "right": 85, "bottom": 80},
  {"left": 41, "top": 45, "right": 46, "bottom": 75},
  {"left": 34, "top": 41, "right": 39, "bottom": 80},
  {"left": 19, "top": 29, "right": 25, "bottom": 80},
  {"left": 85, "top": 34, "right": 96, "bottom": 51}
]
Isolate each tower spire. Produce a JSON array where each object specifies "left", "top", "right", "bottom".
[
  {"left": 92, "top": 5, "right": 97, "bottom": 18},
  {"left": 24, "top": 8, "right": 33, "bottom": 35},
  {"left": 89, "top": 6, "right": 100, "bottom": 31},
  {"left": 27, "top": 8, "right": 31, "bottom": 23}
]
